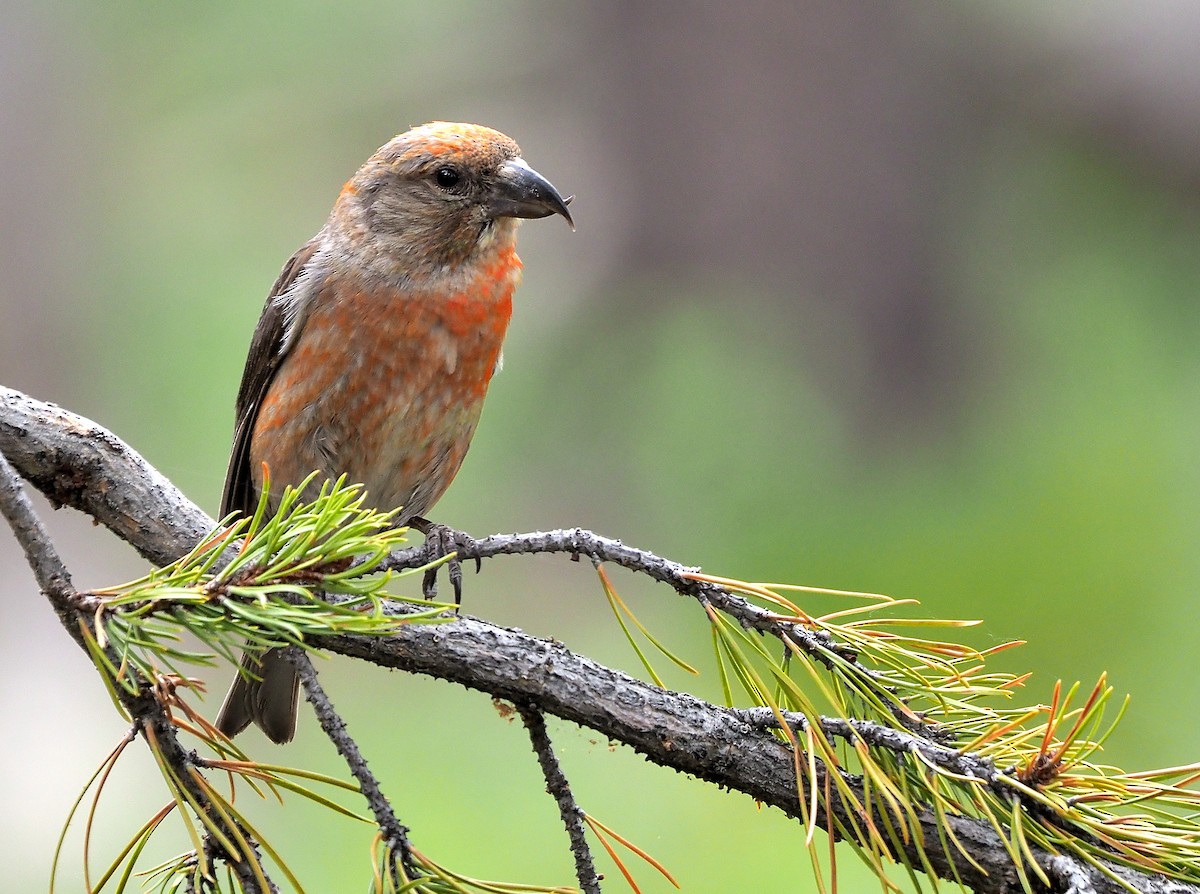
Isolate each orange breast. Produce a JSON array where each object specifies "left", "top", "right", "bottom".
[{"left": 250, "top": 247, "right": 520, "bottom": 519}]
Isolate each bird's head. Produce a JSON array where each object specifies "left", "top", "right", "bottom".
[{"left": 331, "top": 122, "right": 572, "bottom": 279}]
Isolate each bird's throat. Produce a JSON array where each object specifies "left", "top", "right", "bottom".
[{"left": 433, "top": 244, "right": 521, "bottom": 339}]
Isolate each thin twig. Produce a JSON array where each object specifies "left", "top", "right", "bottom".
[
  {"left": 517, "top": 704, "right": 601, "bottom": 894},
  {"left": 378, "top": 529, "right": 927, "bottom": 728},
  {"left": 284, "top": 647, "right": 417, "bottom": 880},
  {"left": 0, "top": 445, "right": 81, "bottom": 635},
  {"left": 383, "top": 528, "right": 855, "bottom": 659}
]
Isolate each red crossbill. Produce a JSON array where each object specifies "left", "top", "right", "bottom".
[{"left": 215, "top": 122, "right": 572, "bottom": 743}]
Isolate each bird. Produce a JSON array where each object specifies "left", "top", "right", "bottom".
[{"left": 214, "top": 122, "right": 573, "bottom": 744}]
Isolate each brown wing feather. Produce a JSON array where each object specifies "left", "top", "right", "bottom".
[{"left": 220, "top": 238, "right": 321, "bottom": 518}]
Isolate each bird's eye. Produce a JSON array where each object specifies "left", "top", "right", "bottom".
[{"left": 434, "top": 167, "right": 461, "bottom": 190}]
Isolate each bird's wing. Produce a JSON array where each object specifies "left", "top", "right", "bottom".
[{"left": 220, "top": 238, "right": 322, "bottom": 518}]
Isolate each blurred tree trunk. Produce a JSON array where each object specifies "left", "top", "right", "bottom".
[
  {"left": 558, "top": 1, "right": 984, "bottom": 435},
  {"left": 548, "top": 1, "right": 1200, "bottom": 438}
]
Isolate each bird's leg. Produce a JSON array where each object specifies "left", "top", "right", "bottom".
[{"left": 409, "top": 517, "right": 479, "bottom": 605}]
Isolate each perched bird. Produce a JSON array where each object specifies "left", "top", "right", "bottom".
[{"left": 215, "top": 122, "right": 573, "bottom": 743}]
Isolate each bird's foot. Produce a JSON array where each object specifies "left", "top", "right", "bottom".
[{"left": 410, "top": 517, "right": 479, "bottom": 606}]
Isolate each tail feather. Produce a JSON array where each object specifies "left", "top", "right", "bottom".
[{"left": 215, "top": 648, "right": 300, "bottom": 744}]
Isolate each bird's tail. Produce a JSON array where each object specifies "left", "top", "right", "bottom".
[{"left": 215, "top": 647, "right": 300, "bottom": 744}]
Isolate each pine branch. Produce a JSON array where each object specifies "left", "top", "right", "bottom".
[
  {"left": 0, "top": 446, "right": 277, "bottom": 894},
  {"left": 284, "top": 647, "right": 417, "bottom": 881},
  {"left": 0, "top": 387, "right": 214, "bottom": 567},
  {"left": 518, "top": 704, "right": 601, "bottom": 894},
  {"left": 4, "top": 383, "right": 1199, "bottom": 894}
]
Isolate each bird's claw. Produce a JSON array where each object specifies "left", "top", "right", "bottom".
[{"left": 411, "top": 518, "right": 477, "bottom": 606}]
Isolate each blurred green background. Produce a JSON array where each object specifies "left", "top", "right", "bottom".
[{"left": 4, "top": 2, "right": 1200, "bottom": 891}]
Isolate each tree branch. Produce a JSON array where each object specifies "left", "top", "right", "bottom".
[
  {"left": 2, "top": 384, "right": 1195, "bottom": 894},
  {"left": 283, "top": 647, "right": 416, "bottom": 880},
  {"left": 517, "top": 704, "right": 601, "bottom": 894},
  {"left": 0, "top": 424, "right": 83, "bottom": 635},
  {"left": 0, "top": 387, "right": 213, "bottom": 567},
  {"left": 384, "top": 529, "right": 866, "bottom": 681}
]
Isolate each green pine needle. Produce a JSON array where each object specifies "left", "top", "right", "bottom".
[
  {"left": 687, "top": 573, "right": 1200, "bottom": 888},
  {"left": 85, "top": 475, "right": 444, "bottom": 686}
]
